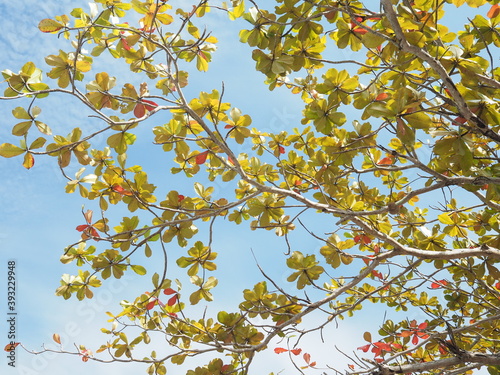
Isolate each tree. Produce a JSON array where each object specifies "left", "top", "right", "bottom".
[{"left": 2, "top": 0, "right": 500, "bottom": 374}]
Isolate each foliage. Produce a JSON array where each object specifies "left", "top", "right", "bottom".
[{"left": 2, "top": 0, "right": 500, "bottom": 374}]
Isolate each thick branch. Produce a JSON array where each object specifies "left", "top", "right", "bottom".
[{"left": 379, "top": 351, "right": 500, "bottom": 375}]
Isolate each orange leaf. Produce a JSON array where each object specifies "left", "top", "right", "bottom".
[
  {"left": 53, "top": 333, "right": 61, "bottom": 344},
  {"left": 377, "top": 156, "right": 394, "bottom": 165},
  {"left": 4, "top": 342, "right": 20, "bottom": 352},
  {"left": 195, "top": 150, "right": 209, "bottom": 165},
  {"left": 112, "top": 184, "right": 133, "bottom": 196},
  {"left": 290, "top": 348, "right": 302, "bottom": 355},
  {"left": 488, "top": 4, "right": 500, "bottom": 18},
  {"left": 303, "top": 352, "right": 311, "bottom": 364},
  {"left": 400, "top": 330, "right": 413, "bottom": 337},
  {"left": 274, "top": 347, "right": 288, "bottom": 354},
  {"left": 375, "top": 92, "right": 389, "bottom": 101},
  {"left": 351, "top": 23, "right": 368, "bottom": 34}
]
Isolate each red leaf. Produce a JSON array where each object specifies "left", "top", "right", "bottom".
[
  {"left": 134, "top": 103, "right": 146, "bottom": 118},
  {"left": 309, "top": 361, "right": 317, "bottom": 367},
  {"left": 195, "top": 150, "right": 209, "bottom": 165},
  {"left": 178, "top": 194, "right": 185, "bottom": 202},
  {"left": 357, "top": 344, "right": 371, "bottom": 352},
  {"left": 391, "top": 342, "right": 403, "bottom": 350},
  {"left": 453, "top": 116, "right": 467, "bottom": 125},
  {"left": 412, "top": 334, "right": 419, "bottom": 345},
  {"left": 348, "top": 364, "right": 355, "bottom": 370},
  {"left": 354, "top": 234, "right": 371, "bottom": 244},
  {"left": 439, "top": 343, "right": 448, "bottom": 355},
  {"left": 278, "top": 145, "right": 285, "bottom": 154},
  {"left": 224, "top": 124, "right": 234, "bottom": 129},
  {"left": 431, "top": 280, "right": 448, "bottom": 289},
  {"left": 290, "top": 348, "right": 302, "bottom": 355},
  {"left": 274, "top": 347, "right": 288, "bottom": 354},
  {"left": 488, "top": 4, "right": 500, "bottom": 18},
  {"left": 164, "top": 288, "right": 177, "bottom": 295},
  {"left": 76, "top": 224, "right": 90, "bottom": 232},
  {"left": 146, "top": 300, "right": 156, "bottom": 310},
  {"left": 167, "top": 295, "right": 178, "bottom": 306},
  {"left": 90, "top": 227, "right": 100, "bottom": 238},
  {"left": 4, "top": 342, "right": 20, "bottom": 351},
  {"left": 373, "top": 341, "right": 392, "bottom": 352},
  {"left": 228, "top": 156, "right": 236, "bottom": 165},
  {"left": 141, "top": 99, "right": 158, "bottom": 111},
  {"left": 418, "top": 322, "right": 428, "bottom": 330},
  {"left": 120, "top": 37, "right": 131, "bottom": 51}
]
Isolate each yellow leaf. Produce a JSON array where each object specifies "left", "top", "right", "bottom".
[
  {"left": 22, "top": 153, "right": 35, "bottom": 169},
  {"left": 75, "top": 61, "right": 91, "bottom": 72},
  {"left": 38, "top": 19, "right": 64, "bottom": 33}
]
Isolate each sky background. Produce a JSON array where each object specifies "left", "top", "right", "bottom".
[{"left": 0, "top": 1, "right": 494, "bottom": 375}]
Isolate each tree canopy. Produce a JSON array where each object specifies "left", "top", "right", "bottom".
[{"left": 2, "top": 0, "right": 500, "bottom": 374}]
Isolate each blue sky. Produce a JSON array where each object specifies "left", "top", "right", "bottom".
[{"left": 0, "top": 1, "right": 494, "bottom": 375}]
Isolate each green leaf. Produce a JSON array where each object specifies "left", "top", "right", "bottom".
[
  {"left": 12, "top": 121, "right": 32, "bottom": 136},
  {"left": 404, "top": 112, "right": 431, "bottom": 129},
  {"left": 12, "top": 107, "right": 31, "bottom": 120},
  {"left": 131, "top": 265, "right": 147, "bottom": 275}
]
